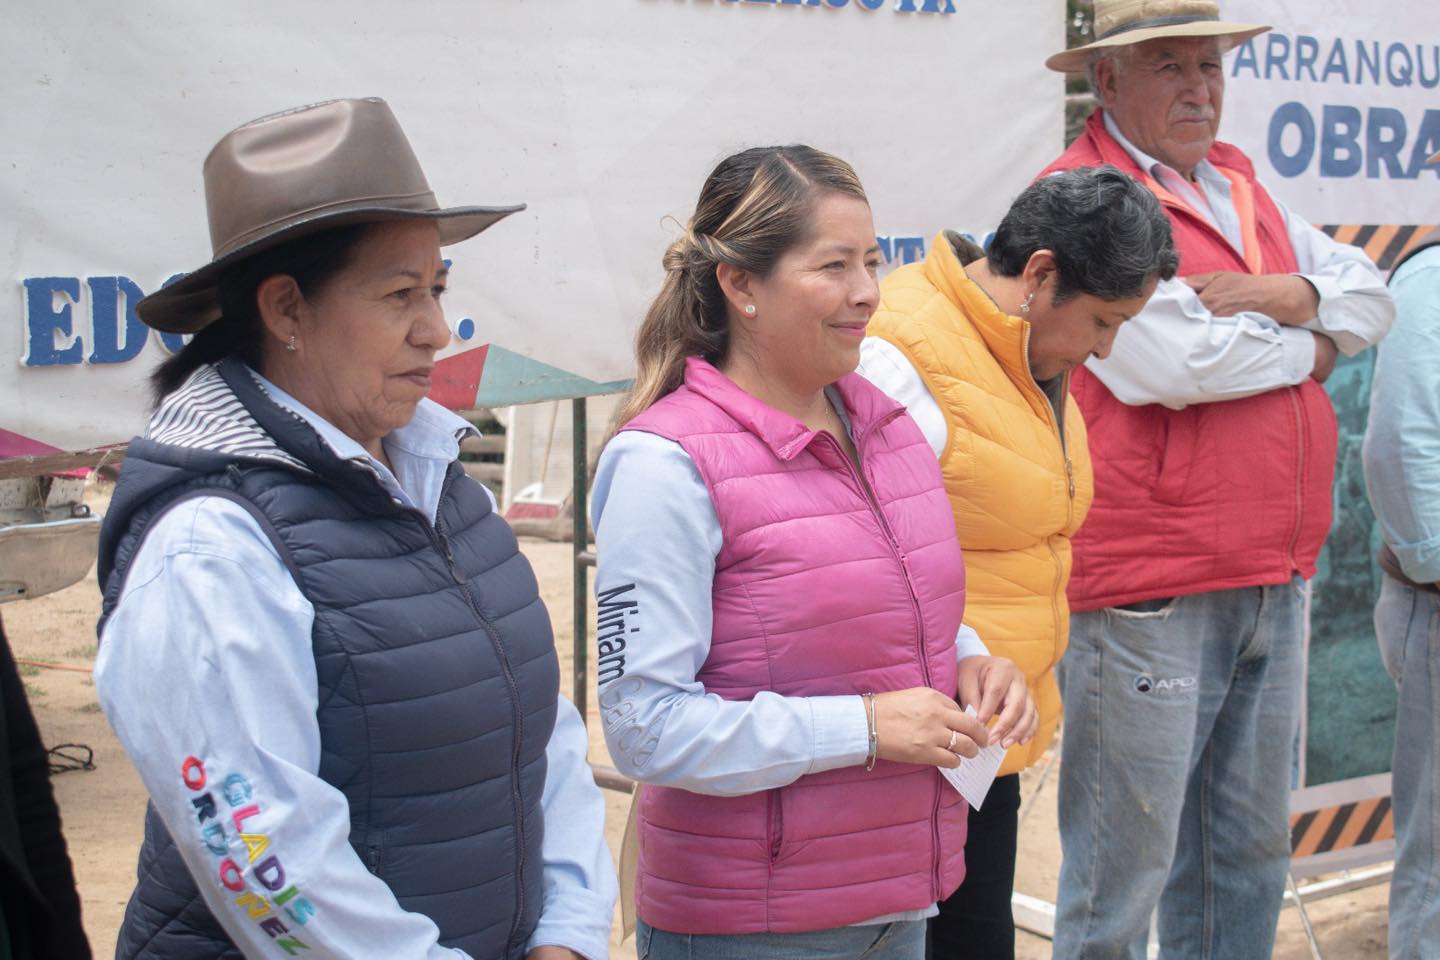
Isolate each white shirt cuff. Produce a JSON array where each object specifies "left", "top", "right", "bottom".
[
  {"left": 1302, "top": 272, "right": 1370, "bottom": 355},
  {"left": 527, "top": 885, "right": 615, "bottom": 960},
  {"left": 1279, "top": 325, "right": 1318, "bottom": 383},
  {"left": 808, "top": 695, "right": 872, "bottom": 774}
]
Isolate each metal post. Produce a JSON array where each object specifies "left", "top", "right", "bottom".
[
  {"left": 569, "top": 396, "right": 633, "bottom": 794},
  {"left": 1287, "top": 870, "right": 1327, "bottom": 960},
  {"left": 571, "top": 396, "right": 589, "bottom": 723}
]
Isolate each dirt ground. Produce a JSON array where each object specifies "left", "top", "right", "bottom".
[{"left": 4, "top": 479, "right": 1390, "bottom": 958}]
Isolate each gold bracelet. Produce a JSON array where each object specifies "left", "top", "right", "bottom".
[{"left": 862, "top": 692, "right": 878, "bottom": 772}]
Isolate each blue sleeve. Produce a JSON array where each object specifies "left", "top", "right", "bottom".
[
  {"left": 1363, "top": 253, "right": 1440, "bottom": 583},
  {"left": 591, "top": 431, "right": 869, "bottom": 798}
]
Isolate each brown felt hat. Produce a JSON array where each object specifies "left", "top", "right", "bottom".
[
  {"left": 1046, "top": 0, "right": 1270, "bottom": 75},
  {"left": 137, "top": 98, "right": 524, "bottom": 333}
]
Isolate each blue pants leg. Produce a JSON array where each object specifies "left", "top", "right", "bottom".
[
  {"left": 1376, "top": 576, "right": 1440, "bottom": 960},
  {"left": 1157, "top": 581, "right": 1303, "bottom": 958},
  {"left": 1054, "top": 582, "right": 1305, "bottom": 960},
  {"left": 637, "top": 919, "right": 926, "bottom": 960}
]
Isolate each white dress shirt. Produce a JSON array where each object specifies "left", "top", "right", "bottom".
[
  {"left": 856, "top": 338, "right": 950, "bottom": 456},
  {"left": 1088, "top": 111, "right": 1393, "bottom": 410}
]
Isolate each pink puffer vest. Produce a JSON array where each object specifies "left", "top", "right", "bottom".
[{"left": 622, "top": 357, "right": 969, "bottom": 934}]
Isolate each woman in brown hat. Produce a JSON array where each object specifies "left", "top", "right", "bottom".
[{"left": 93, "top": 98, "right": 617, "bottom": 960}]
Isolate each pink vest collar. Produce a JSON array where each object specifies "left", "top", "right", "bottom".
[{"left": 679, "top": 356, "right": 906, "bottom": 463}]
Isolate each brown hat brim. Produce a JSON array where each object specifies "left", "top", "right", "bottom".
[
  {"left": 137, "top": 203, "right": 525, "bottom": 334},
  {"left": 1046, "top": 21, "right": 1270, "bottom": 74}
]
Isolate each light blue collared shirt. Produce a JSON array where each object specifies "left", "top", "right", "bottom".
[
  {"left": 258, "top": 373, "right": 479, "bottom": 522},
  {"left": 97, "top": 370, "right": 617, "bottom": 960},
  {"left": 592, "top": 392, "right": 988, "bottom": 928},
  {"left": 1363, "top": 246, "right": 1440, "bottom": 583}
]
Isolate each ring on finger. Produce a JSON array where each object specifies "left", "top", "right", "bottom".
[{"left": 947, "top": 729, "right": 958, "bottom": 752}]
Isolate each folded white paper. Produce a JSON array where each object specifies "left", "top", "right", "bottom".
[{"left": 940, "top": 705, "right": 1006, "bottom": 810}]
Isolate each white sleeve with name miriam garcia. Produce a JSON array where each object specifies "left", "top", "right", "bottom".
[{"left": 591, "top": 430, "right": 871, "bottom": 797}]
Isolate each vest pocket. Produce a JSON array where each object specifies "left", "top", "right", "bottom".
[
  {"left": 768, "top": 789, "right": 784, "bottom": 862},
  {"left": 365, "top": 839, "right": 384, "bottom": 875},
  {"left": 1108, "top": 595, "right": 1181, "bottom": 621},
  {"left": 1152, "top": 411, "right": 1199, "bottom": 506}
]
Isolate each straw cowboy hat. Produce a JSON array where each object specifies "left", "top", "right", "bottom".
[
  {"left": 1046, "top": 0, "right": 1270, "bottom": 74},
  {"left": 137, "top": 97, "right": 523, "bottom": 333}
]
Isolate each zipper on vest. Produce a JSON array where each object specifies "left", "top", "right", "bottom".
[
  {"left": 829, "top": 434, "right": 932, "bottom": 690},
  {"left": 1056, "top": 380, "right": 1076, "bottom": 509},
  {"left": 1021, "top": 332, "right": 1077, "bottom": 512},
  {"left": 1285, "top": 389, "right": 1306, "bottom": 569},
  {"left": 1053, "top": 373, "right": 1075, "bottom": 642},
  {"left": 365, "top": 843, "right": 382, "bottom": 874},
  {"left": 1019, "top": 334, "right": 1072, "bottom": 760},
  {"left": 823, "top": 432, "right": 944, "bottom": 899},
  {"left": 1045, "top": 536, "right": 1065, "bottom": 666},
  {"left": 425, "top": 469, "right": 531, "bottom": 950},
  {"left": 1051, "top": 381, "right": 1076, "bottom": 509},
  {"left": 768, "top": 790, "right": 784, "bottom": 862}
]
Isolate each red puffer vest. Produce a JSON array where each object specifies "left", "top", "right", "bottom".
[
  {"left": 1039, "top": 111, "right": 1336, "bottom": 612},
  {"left": 622, "top": 357, "right": 969, "bottom": 934}
]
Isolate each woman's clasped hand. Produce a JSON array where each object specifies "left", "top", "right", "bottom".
[
  {"left": 874, "top": 653, "right": 1040, "bottom": 768},
  {"left": 873, "top": 686, "right": 988, "bottom": 767}
]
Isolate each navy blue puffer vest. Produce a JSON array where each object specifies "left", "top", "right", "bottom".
[{"left": 97, "top": 359, "right": 558, "bottom": 959}]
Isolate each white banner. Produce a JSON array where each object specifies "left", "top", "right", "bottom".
[
  {"left": 2, "top": 0, "right": 1062, "bottom": 453},
  {"left": 1224, "top": 0, "right": 1439, "bottom": 225}
]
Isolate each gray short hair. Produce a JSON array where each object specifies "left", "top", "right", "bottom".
[
  {"left": 987, "top": 165, "right": 1179, "bottom": 303},
  {"left": 1085, "top": 46, "right": 1134, "bottom": 92}
]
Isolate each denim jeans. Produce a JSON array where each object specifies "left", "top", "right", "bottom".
[
  {"left": 1053, "top": 580, "right": 1305, "bottom": 960},
  {"left": 1375, "top": 575, "right": 1440, "bottom": 959},
  {"left": 636, "top": 918, "right": 925, "bottom": 960}
]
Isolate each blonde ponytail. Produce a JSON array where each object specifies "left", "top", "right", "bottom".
[{"left": 616, "top": 231, "right": 730, "bottom": 425}]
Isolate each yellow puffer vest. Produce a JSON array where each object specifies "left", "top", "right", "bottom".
[{"left": 868, "top": 232, "right": 1094, "bottom": 776}]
